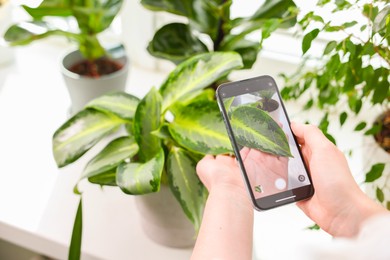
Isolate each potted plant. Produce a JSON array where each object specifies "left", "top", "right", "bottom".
[
  {"left": 53, "top": 51, "right": 242, "bottom": 258},
  {"left": 281, "top": 0, "right": 389, "bottom": 208},
  {"left": 52, "top": 51, "right": 292, "bottom": 258},
  {"left": 3, "top": 0, "right": 127, "bottom": 113},
  {"left": 141, "top": 0, "right": 298, "bottom": 84}
]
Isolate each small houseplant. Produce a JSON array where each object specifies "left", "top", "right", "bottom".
[
  {"left": 281, "top": 0, "right": 389, "bottom": 208},
  {"left": 52, "top": 51, "right": 291, "bottom": 258},
  {"left": 3, "top": 0, "right": 127, "bottom": 113},
  {"left": 141, "top": 0, "right": 298, "bottom": 75}
]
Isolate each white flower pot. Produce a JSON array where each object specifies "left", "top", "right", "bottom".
[
  {"left": 134, "top": 185, "right": 196, "bottom": 248},
  {"left": 61, "top": 49, "right": 129, "bottom": 114}
]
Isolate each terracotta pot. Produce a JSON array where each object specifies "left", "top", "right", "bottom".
[
  {"left": 61, "top": 48, "right": 129, "bottom": 114},
  {"left": 134, "top": 185, "right": 196, "bottom": 248}
]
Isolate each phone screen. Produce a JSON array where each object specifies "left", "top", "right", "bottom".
[{"left": 217, "top": 75, "right": 314, "bottom": 210}]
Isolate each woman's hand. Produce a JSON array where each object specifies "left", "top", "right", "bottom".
[{"left": 291, "top": 122, "right": 388, "bottom": 238}]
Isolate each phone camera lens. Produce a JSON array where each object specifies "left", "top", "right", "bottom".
[{"left": 222, "top": 93, "right": 226, "bottom": 97}]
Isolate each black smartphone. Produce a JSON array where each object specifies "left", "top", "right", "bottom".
[{"left": 216, "top": 75, "right": 314, "bottom": 210}]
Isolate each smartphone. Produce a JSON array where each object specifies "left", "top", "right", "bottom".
[{"left": 216, "top": 75, "right": 314, "bottom": 210}]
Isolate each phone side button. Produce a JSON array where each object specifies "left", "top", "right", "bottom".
[{"left": 275, "top": 195, "right": 296, "bottom": 203}]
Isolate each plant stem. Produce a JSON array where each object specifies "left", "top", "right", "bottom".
[{"left": 213, "top": 0, "right": 227, "bottom": 51}]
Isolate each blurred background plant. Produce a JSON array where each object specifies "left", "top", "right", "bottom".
[
  {"left": 281, "top": 0, "right": 389, "bottom": 209},
  {"left": 141, "top": 0, "right": 298, "bottom": 86},
  {"left": 3, "top": 0, "right": 124, "bottom": 77}
]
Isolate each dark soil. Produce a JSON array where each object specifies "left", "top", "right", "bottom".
[{"left": 69, "top": 57, "right": 123, "bottom": 78}]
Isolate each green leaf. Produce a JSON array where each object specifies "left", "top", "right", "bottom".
[
  {"left": 372, "top": 79, "right": 389, "bottom": 104},
  {"left": 3, "top": 21, "right": 63, "bottom": 46},
  {"left": 167, "top": 147, "right": 207, "bottom": 232},
  {"left": 70, "top": 0, "right": 124, "bottom": 34},
  {"left": 345, "top": 39, "right": 356, "bottom": 56},
  {"left": 339, "top": 112, "right": 348, "bottom": 126},
  {"left": 306, "top": 223, "right": 320, "bottom": 230},
  {"left": 324, "top": 132, "right": 337, "bottom": 145},
  {"left": 86, "top": 92, "right": 140, "bottom": 120},
  {"left": 227, "top": 39, "right": 259, "bottom": 69},
  {"left": 376, "top": 187, "right": 385, "bottom": 203},
  {"left": 141, "top": 0, "right": 193, "bottom": 17},
  {"left": 151, "top": 124, "right": 172, "bottom": 140},
  {"left": 342, "top": 21, "right": 358, "bottom": 28},
  {"left": 365, "top": 163, "right": 385, "bottom": 183},
  {"left": 364, "top": 124, "right": 381, "bottom": 136},
  {"left": 88, "top": 169, "right": 117, "bottom": 186},
  {"left": 261, "top": 19, "right": 282, "bottom": 41},
  {"left": 81, "top": 137, "right": 139, "bottom": 180},
  {"left": 302, "top": 29, "right": 320, "bottom": 54},
  {"left": 354, "top": 122, "right": 367, "bottom": 131},
  {"left": 68, "top": 198, "right": 82, "bottom": 260},
  {"left": 147, "top": 23, "right": 208, "bottom": 64},
  {"left": 387, "top": 201, "right": 390, "bottom": 211},
  {"left": 323, "top": 41, "right": 337, "bottom": 55},
  {"left": 134, "top": 88, "right": 162, "bottom": 162},
  {"left": 231, "top": 105, "right": 292, "bottom": 157},
  {"left": 117, "top": 149, "right": 165, "bottom": 195},
  {"left": 159, "top": 52, "right": 243, "bottom": 111},
  {"left": 22, "top": 2, "right": 72, "bottom": 19},
  {"left": 52, "top": 109, "right": 125, "bottom": 168},
  {"left": 250, "top": 0, "right": 297, "bottom": 27},
  {"left": 169, "top": 101, "right": 232, "bottom": 154}
]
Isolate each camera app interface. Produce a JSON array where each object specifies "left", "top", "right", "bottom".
[{"left": 222, "top": 82, "right": 311, "bottom": 199}]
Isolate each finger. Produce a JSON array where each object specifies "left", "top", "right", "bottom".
[
  {"left": 291, "top": 122, "right": 328, "bottom": 147},
  {"left": 215, "top": 154, "right": 236, "bottom": 166}
]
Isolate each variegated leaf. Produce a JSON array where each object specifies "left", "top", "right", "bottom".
[
  {"left": 81, "top": 136, "right": 139, "bottom": 180},
  {"left": 231, "top": 105, "right": 292, "bottom": 157},
  {"left": 133, "top": 87, "right": 162, "bottom": 161},
  {"left": 167, "top": 147, "right": 207, "bottom": 232},
  {"left": 52, "top": 109, "right": 125, "bottom": 167},
  {"left": 86, "top": 92, "right": 140, "bottom": 120},
  {"left": 169, "top": 101, "right": 232, "bottom": 154},
  {"left": 88, "top": 169, "right": 117, "bottom": 186},
  {"left": 159, "top": 52, "right": 243, "bottom": 111},
  {"left": 117, "top": 149, "right": 165, "bottom": 195}
]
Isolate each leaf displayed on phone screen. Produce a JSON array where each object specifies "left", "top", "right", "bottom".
[{"left": 230, "top": 105, "right": 292, "bottom": 157}]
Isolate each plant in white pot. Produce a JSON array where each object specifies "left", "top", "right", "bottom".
[
  {"left": 52, "top": 52, "right": 243, "bottom": 259},
  {"left": 53, "top": 51, "right": 291, "bottom": 258},
  {"left": 3, "top": 0, "right": 127, "bottom": 113}
]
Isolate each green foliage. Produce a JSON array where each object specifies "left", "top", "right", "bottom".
[
  {"left": 3, "top": 0, "right": 123, "bottom": 60},
  {"left": 142, "top": 0, "right": 298, "bottom": 69},
  {"left": 52, "top": 52, "right": 243, "bottom": 259},
  {"left": 283, "top": 0, "right": 389, "bottom": 206},
  {"left": 52, "top": 52, "right": 243, "bottom": 236}
]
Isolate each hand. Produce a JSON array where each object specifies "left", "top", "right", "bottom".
[
  {"left": 241, "top": 147, "right": 288, "bottom": 198},
  {"left": 194, "top": 155, "right": 254, "bottom": 260},
  {"left": 196, "top": 154, "right": 247, "bottom": 197},
  {"left": 291, "top": 122, "right": 388, "bottom": 238}
]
